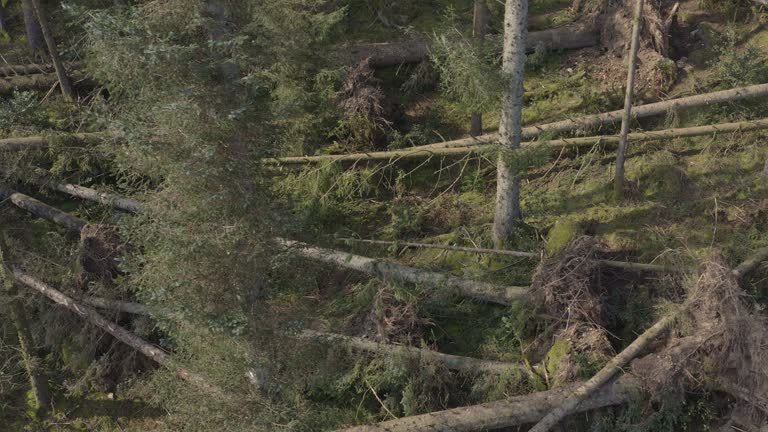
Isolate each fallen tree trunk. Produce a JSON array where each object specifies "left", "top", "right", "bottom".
[
  {"left": 338, "top": 25, "right": 598, "bottom": 67},
  {"left": 82, "top": 296, "right": 150, "bottom": 315},
  {"left": 12, "top": 268, "right": 224, "bottom": 396},
  {"left": 732, "top": 246, "right": 768, "bottom": 278},
  {"left": 0, "top": 72, "right": 90, "bottom": 96},
  {"left": 338, "top": 376, "right": 638, "bottom": 431},
  {"left": 276, "top": 238, "right": 527, "bottom": 305},
  {"left": 0, "top": 62, "right": 83, "bottom": 77},
  {"left": 266, "top": 117, "right": 768, "bottom": 164},
  {"left": 335, "top": 237, "right": 674, "bottom": 273},
  {"left": 0, "top": 168, "right": 142, "bottom": 213},
  {"left": 0, "top": 184, "right": 86, "bottom": 232},
  {"left": 0, "top": 132, "right": 104, "bottom": 152},
  {"left": 298, "top": 329, "right": 536, "bottom": 377}
]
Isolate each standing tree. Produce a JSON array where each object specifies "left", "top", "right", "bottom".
[
  {"left": 470, "top": 0, "right": 490, "bottom": 137},
  {"left": 0, "top": 3, "right": 8, "bottom": 36},
  {"left": 492, "top": 0, "right": 528, "bottom": 248},
  {"left": 21, "top": 0, "right": 43, "bottom": 50},
  {"left": 0, "top": 232, "right": 50, "bottom": 416},
  {"left": 613, "top": 0, "right": 644, "bottom": 200},
  {"left": 30, "top": 0, "right": 74, "bottom": 99}
]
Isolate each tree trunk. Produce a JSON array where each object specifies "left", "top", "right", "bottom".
[
  {"left": 12, "top": 268, "right": 225, "bottom": 396},
  {"left": 298, "top": 330, "right": 537, "bottom": 377},
  {"left": 0, "top": 4, "right": 8, "bottom": 35},
  {"left": 732, "top": 246, "right": 768, "bottom": 278},
  {"left": 21, "top": 0, "right": 43, "bottom": 50},
  {"left": 339, "top": 25, "right": 597, "bottom": 68},
  {"left": 0, "top": 62, "right": 83, "bottom": 77},
  {"left": 335, "top": 237, "right": 674, "bottom": 272},
  {"left": 0, "top": 132, "right": 105, "bottom": 151},
  {"left": 0, "top": 71, "right": 88, "bottom": 96},
  {"left": 338, "top": 376, "right": 638, "bottom": 431},
  {"left": 764, "top": 153, "right": 768, "bottom": 178},
  {"left": 613, "top": 0, "right": 644, "bottom": 201},
  {"left": 0, "top": 184, "right": 87, "bottom": 232},
  {"left": 82, "top": 296, "right": 150, "bottom": 315},
  {"left": 492, "top": 0, "right": 529, "bottom": 248},
  {"left": 266, "top": 117, "right": 768, "bottom": 165},
  {"left": 276, "top": 238, "right": 527, "bottom": 305},
  {"left": 470, "top": 0, "right": 490, "bottom": 137},
  {"left": 0, "top": 234, "right": 51, "bottom": 415},
  {"left": 30, "top": 0, "right": 74, "bottom": 99}
]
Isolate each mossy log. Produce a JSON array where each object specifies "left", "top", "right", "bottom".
[
  {"left": 0, "top": 132, "right": 108, "bottom": 151},
  {"left": 335, "top": 237, "right": 674, "bottom": 273},
  {"left": 13, "top": 268, "right": 224, "bottom": 396},
  {"left": 267, "top": 117, "right": 768, "bottom": 165},
  {"left": 298, "top": 329, "right": 536, "bottom": 377},
  {"left": 277, "top": 238, "right": 527, "bottom": 305},
  {"left": 338, "top": 25, "right": 598, "bottom": 67},
  {"left": 0, "top": 184, "right": 86, "bottom": 232}
]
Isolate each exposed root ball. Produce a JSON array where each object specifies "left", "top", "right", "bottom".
[
  {"left": 365, "top": 285, "right": 429, "bottom": 346},
  {"left": 77, "top": 224, "right": 124, "bottom": 291}
]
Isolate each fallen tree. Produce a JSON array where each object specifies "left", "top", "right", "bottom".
[
  {"left": 0, "top": 62, "right": 83, "bottom": 77},
  {"left": 338, "top": 25, "right": 598, "bottom": 67},
  {"left": 12, "top": 267, "right": 224, "bottom": 396},
  {"left": 266, "top": 116, "right": 768, "bottom": 164},
  {"left": 82, "top": 296, "right": 150, "bottom": 315},
  {"left": 0, "top": 168, "right": 142, "bottom": 213},
  {"left": 0, "top": 71, "right": 91, "bottom": 96},
  {"left": 0, "top": 132, "right": 104, "bottom": 151},
  {"left": 338, "top": 246, "right": 768, "bottom": 432},
  {"left": 335, "top": 237, "right": 674, "bottom": 273},
  {"left": 276, "top": 238, "right": 527, "bottom": 305},
  {"left": 298, "top": 329, "right": 536, "bottom": 377},
  {"left": 0, "top": 184, "right": 87, "bottom": 232}
]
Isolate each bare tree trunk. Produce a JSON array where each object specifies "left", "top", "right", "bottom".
[
  {"left": 0, "top": 62, "right": 83, "bottom": 77},
  {"left": 30, "top": 0, "right": 74, "bottom": 99},
  {"left": 0, "top": 132, "right": 105, "bottom": 151},
  {"left": 764, "top": 153, "right": 768, "bottom": 178},
  {"left": 492, "top": 0, "right": 528, "bottom": 248},
  {"left": 0, "top": 72, "right": 87, "bottom": 96},
  {"left": 613, "top": 0, "right": 644, "bottom": 201},
  {"left": 266, "top": 117, "right": 768, "bottom": 164},
  {"left": 0, "top": 184, "right": 87, "bottom": 232},
  {"left": 0, "top": 4, "right": 8, "bottom": 35},
  {"left": 21, "top": 0, "right": 43, "bottom": 50},
  {"left": 276, "top": 238, "right": 527, "bottom": 305},
  {"left": 470, "top": 0, "right": 490, "bottom": 137},
  {"left": 12, "top": 268, "right": 226, "bottom": 397},
  {"left": 0, "top": 234, "right": 50, "bottom": 415}
]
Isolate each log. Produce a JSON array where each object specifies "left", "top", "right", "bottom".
[
  {"left": 0, "top": 62, "right": 83, "bottom": 77},
  {"left": 31, "top": 0, "right": 74, "bottom": 99},
  {"left": 335, "top": 238, "right": 675, "bottom": 273},
  {"left": 266, "top": 117, "right": 768, "bottom": 164},
  {"left": 12, "top": 268, "right": 224, "bottom": 396},
  {"left": 336, "top": 375, "right": 638, "bottom": 431},
  {"left": 0, "top": 184, "right": 86, "bottom": 232},
  {"left": 298, "top": 330, "right": 536, "bottom": 377},
  {"left": 338, "top": 25, "right": 598, "bottom": 67},
  {"left": 732, "top": 246, "right": 768, "bottom": 278},
  {"left": 82, "top": 296, "right": 150, "bottom": 315},
  {"left": 0, "top": 71, "right": 89, "bottom": 96},
  {"left": 0, "top": 168, "right": 143, "bottom": 213},
  {"left": 276, "top": 238, "right": 527, "bottom": 306},
  {"left": 0, "top": 132, "right": 106, "bottom": 151}
]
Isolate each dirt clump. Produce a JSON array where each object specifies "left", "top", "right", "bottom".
[
  {"left": 364, "top": 285, "right": 430, "bottom": 346},
  {"left": 77, "top": 224, "right": 125, "bottom": 291}
]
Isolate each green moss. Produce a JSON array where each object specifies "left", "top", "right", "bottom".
[
  {"left": 545, "top": 337, "right": 570, "bottom": 377},
  {"left": 546, "top": 218, "right": 582, "bottom": 254}
]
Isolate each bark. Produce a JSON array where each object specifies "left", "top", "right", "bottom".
[
  {"left": 492, "top": 0, "right": 528, "bottom": 248},
  {"left": 298, "top": 330, "right": 536, "bottom": 377},
  {"left": 276, "top": 238, "right": 527, "bottom": 305},
  {"left": 30, "top": 0, "right": 74, "bottom": 100},
  {"left": 0, "top": 5, "right": 8, "bottom": 35},
  {"left": 0, "top": 62, "right": 83, "bottom": 77},
  {"left": 0, "top": 132, "right": 105, "bottom": 151},
  {"left": 82, "top": 296, "right": 150, "bottom": 315},
  {"left": 338, "top": 25, "right": 597, "bottom": 68},
  {"left": 0, "top": 234, "right": 51, "bottom": 414},
  {"left": 470, "top": 0, "right": 490, "bottom": 137},
  {"left": 0, "top": 184, "right": 87, "bottom": 233},
  {"left": 0, "top": 168, "right": 143, "bottom": 213},
  {"left": 335, "top": 237, "right": 674, "bottom": 273},
  {"left": 732, "top": 247, "right": 768, "bottom": 278},
  {"left": 613, "top": 0, "right": 644, "bottom": 201},
  {"left": 265, "top": 84, "right": 768, "bottom": 164},
  {"left": 0, "top": 72, "right": 89, "bottom": 96},
  {"left": 764, "top": 153, "right": 768, "bottom": 178},
  {"left": 12, "top": 268, "right": 225, "bottom": 396},
  {"left": 337, "top": 375, "right": 639, "bottom": 431},
  {"left": 21, "top": 0, "right": 43, "bottom": 50}
]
